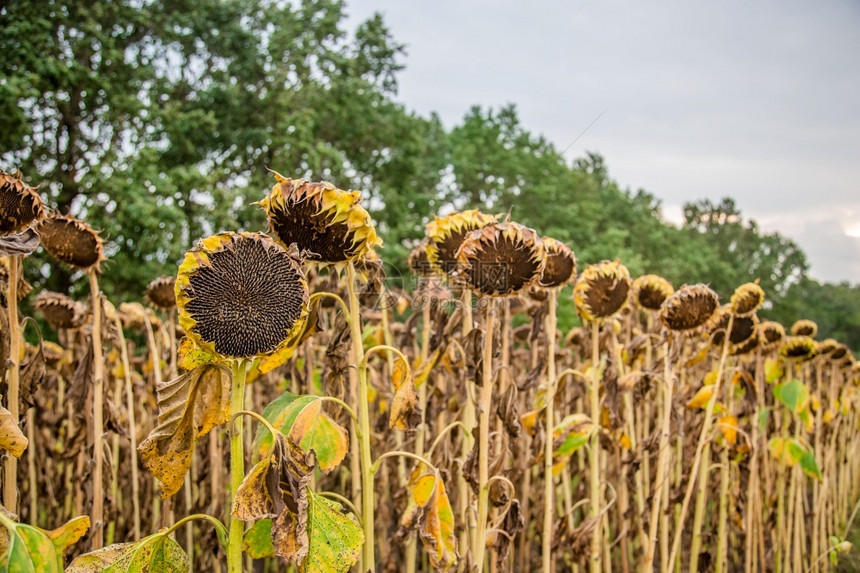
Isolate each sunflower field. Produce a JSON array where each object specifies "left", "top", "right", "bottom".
[{"left": 1, "top": 165, "right": 858, "bottom": 573}]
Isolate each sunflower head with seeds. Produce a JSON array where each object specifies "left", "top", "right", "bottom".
[
  {"left": 573, "top": 260, "right": 631, "bottom": 323},
  {"left": 790, "top": 319, "right": 817, "bottom": 338},
  {"left": 175, "top": 232, "right": 309, "bottom": 368},
  {"left": 425, "top": 209, "right": 497, "bottom": 278},
  {"left": 0, "top": 169, "right": 44, "bottom": 236},
  {"left": 538, "top": 237, "right": 576, "bottom": 289},
  {"left": 38, "top": 214, "right": 106, "bottom": 272},
  {"left": 455, "top": 221, "right": 545, "bottom": 297},
  {"left": 630, "top": 274, "right": 674, "bottom": 313},
  {"left": 730, "top": 281, "right": 765, "bottom": 317},
  {"left": 779, "top": 336, "right": 818, "bottom": 363},
  {"left": 660, "top": 284, "right": 720, "bottom": 336},
  {"left": 146, "top": 276, "right": 177, "bottom": 310},
  {"left": 34, "top": 291, "right": 86, "bottom": 330},
  {"left": 758, "top": 320, "right": 785, "bottom": 351},
  {"left": 258, "top": 171, "right": 381, "bottom": 267}
]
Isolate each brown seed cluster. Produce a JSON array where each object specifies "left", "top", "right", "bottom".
[
  {"left": 456, "top": 222, "right": 545, "bottom": 297},
  {"left": 38, "top": 214, "right": 105, "bottom": 271},
  {"left": 574, "top": 260, "right": 631, "bottom": 322},
  {"left": 146, "top": 276, "right": 177, "bottom": 309},
  {"left": 182, "top": 235, "right": 307, "bottom": 358},
  {"left": 538, "top": 237, "right": 576, "bottom": 289},
  {"left": 660, "top": 284, "right": 719, "bottom": 334},
  {"left": 34, "top": 291, "right": 85, "bottom": 329},
  {"left": 0, "top": 170, "right": 44, "bottom": 235},
  {"left": 790, "top": 319, "right": 817, "bottom": 338},
  {"left": 631, "top": 274, "right": 674, "bottom": 312},
  {"left": 758, "top": 320, "right": 785, "bottom": 350},
  {"left": 730, "top": 281, "right": 765, "bottom": 317},
  {"left": 779, "top": 336, "right": 818, "bottom": 362}
]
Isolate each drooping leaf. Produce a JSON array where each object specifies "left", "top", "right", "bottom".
[
  {"left": 495, "top": 384, "right": 521, "bottom": 438},
  {"left": 757, "top": 407, "right": 770, "bottom": 433},
  {"left": 389, "top": 354, "right": 420, "bottom": 430},
  {"left": 137, "top": 364, "right": 229, "bottom": 497},
  {"left": 0, "top": 513, "right": 89, "bottom": 572},
  {"left": 65, "top": 529, "right": 189, "bottom": 572},
  {"left": 799, "top": 449, "right": 822, "bottom": 481},
  {"left": 686, "top": 385, "right": 714, "bottom": 410},
  {"left": 768, "top": 437, "right": 820, "bottom": 480},
  {"left": 256, "top": 392, "right": 348, "bottom": 472},
  {"left": 552, "top": 414, "right": 594, "bottom": 474},
  {"left": 0, "top": 405, "right": 28, "bottom": 457},
  {"left": 301, "top": 489, "right": 363, "bottom": 573},
  {"left": 176, "top": 337, "right": 214, "bottom": 371},
  {"left": 413, "top": 348, "right": 441, "bottom": 389},
  {"left": 0, "top": 229, "right": 40, "bottom": 257},
  {"left": 718, "top": 416, "right": 738, "bottom": 446},
  {"left": 400, "top": 463, "right": 458, "bottom": 572},
  {"left": 243, "top": 519, "right": 274, "bottom": 559},
  {"left": 773, "top": 379, "right": 809, "bottom": 414},
  {"left": 764, "top": 358, "right": 783, "bottom": 383}
]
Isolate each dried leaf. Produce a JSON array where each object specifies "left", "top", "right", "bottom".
[
  {"left": 686, "top": 385, "right": 714, "bottom": 410},
  {"left": 0, "top": 229, "right": 40, "bottom": 256},
  {"left": 495, "top": 384, "right": 521, "bottom": 438},
  {"left": 400, "top": 464, "right": 458, "bottom": 572},
  {"left": 718, "top": 416, "right": 738, "bottom": 446},
  {"left": 256, "top": 393, "right": 349, "bottom": 472},
  {"left": 137, "top": 364, "right": 229, "bottom": 497},
  {"left": 65, "top": 529, "right": 189, "bottom": 572},
  {"left": 0, "top": 405, "right": 27, "bottom": 457},
  {"left": 552, "top": 414, "right": 594, "bottom": 474},
  {"left": 390, "top": 355, "right": 420, "bottom": 430}
]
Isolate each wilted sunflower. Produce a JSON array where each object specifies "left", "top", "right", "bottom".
[
  {"left": 790, "top": 319, "right": 818, "bottom": 338},
  {"left": 146, "top": 276, "right": 177, "bottom": 310},
  {"left": 258, "top": 171, "right": 381, "bottom": 266},
  {"left": 41, "top": 340, "right": 66, "bottom": 365},
  {"left": 38, "top": 214, "right": 106, "bottom": 271},
  {"left": 817, "top": 339, "right": 838, "bottom": 356},
  {"left": 34, "top": 291, "right": 85, "bottom": 329},
  {"left": 630, "top": 274, "right": 674, "bottom": 313},
  {"left": 711, "top": 307, "right": 759, "bottom": 349},
  {"left": 176, "top": 232, "right": 309, "bottom": 361},
  {"left": 660, "top": 284, "right": 719, "bottom": 335},
  {"left": 426, "top": 209, "right": 497, "bottom": 277},
  {"left": 758, "top": 320, "right": 785, "bottom": 351},
  {"left": 730, "top": 330, "right": 761, "bottom": 356},
  {"left": 779, "top": 336, "right": 818, "bottom": 363},
  {"left": 730, "top": 281, "right": 765, "bottom": 317},
  {"left": 0, "top": 169, "right": 44, "bottom": 235},
  {"left": 830, "top": 344, "right": 848, "bottom": 362},
  {"left": 574, "top": 260, "right": 631, "bottom": 322},
  {"left": 408, "top": 239, "right": 434, "bottom": 277},
  {"left": 538, "top": 237, "right": 576, "bottom": 289},
  {"left": 456, "top": 221, "right": 545, "bottom": 297}
]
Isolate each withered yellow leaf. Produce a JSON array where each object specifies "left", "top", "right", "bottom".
[{"left": 0, "top": 404, "right": 27, "bottom": 457}]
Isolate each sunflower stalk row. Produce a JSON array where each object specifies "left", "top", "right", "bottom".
[{"left": 0, "top": 167, "right": 859, "bottom": 572}]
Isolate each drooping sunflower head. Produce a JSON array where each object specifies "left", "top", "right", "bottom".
[
  {"left": 630, "top": 274, "right": 674, "bottom": 312},
  {"left": 710, "top": 309, "right": 759, "bottom": 350},
  {"left": 258, "top": 171, "right": 381, "bottom": 266},
  {"left": 730, "top": 281, "right": 765, "bottom": 317},
  {"left": 730, "top": 329, "right": 761, "bottom": 356},
  {"left": 146, "top": 276, "right": 177, "bottom": 310},
  {"left": 408, "top": 239, "right": 434, "bottom": 277},
  {"left": 758, "top": 320, "right": 785, "bottom": 351},
  {"left": 34, "top": 291, "right": 85, "bottom": 330},
  {"left": 817, "top": 339, "right": 838, "bottom": 357},
  {"left": 176, "top": 232, "right": 309, "bottom": 362},
  {"left": 573, "top": 260, "right": 631, "bottom": 322},
  {"left": 790, "top": 319, "right": 817, "bottom": 338},
  {"left": 538, "top": 237, "right": 577, "bottom": 289},
  {"left": 660, "top": 284, "right": 720, "bottom": 335},
  {"left": 830, "top": 344, "right": 848, "bottom": 362},
  {"left": 37, "top": 214, "right": 106, "bottom": 272},
  {"left": 455, "top": 221, "right": 545, "bottom": 297},
  {"left": 0, "top": 169, "right": 44, "bottom": 236},
  {"left": 425, "top": 209, "right": 497, "bottom": 277},
  {"left": 778, "top": 336, "right": 818, "bottom": 363}
]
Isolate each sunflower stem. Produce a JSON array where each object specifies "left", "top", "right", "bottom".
[
  {"left": 88, "top": 269, "right": 106, "bottom": 549},
  {"left": 473, "top": 298, "right": 497, "bottom": 573},
  {"left": 588, "top": 322, "right": 603, "bottom": 573},
  {"left": 346, "top": 261, "right": 375, "bottom": 572},
  {"left": 3, "top": 255, "right": 20, "bottom": 514},
  {"left": 542, "top": 289, "right": 558, "bottom": 573},
  {"left": 114, "top": 316, "right": 141, "bottom": 540},
  {"left": 227, "top": 359, "right": 248, "bottom": 573}
]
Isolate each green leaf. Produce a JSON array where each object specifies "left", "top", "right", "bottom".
[
  {"left": 65, "top": 530, "right": 189, "bottom": 572},
  {"left": 256, "top": 393, "right": 349, "bottom": 472},
  {"left": 764, "top": 358, "right": 783, "bottom": 383},
  {"left": 0, "top": 513, "right": 88, "bottom": 572},
  {"left": 799, "top": 450, "right": 822, "bottom": 481},
  {"left": 243, "top": 519, "right": 274, "bottom": 559},
  {"left": 302, "top": 490, "right": 363, "bottom": 573},
  {"left": 773, "top": 379, "right": 809, "bottom": 414}
]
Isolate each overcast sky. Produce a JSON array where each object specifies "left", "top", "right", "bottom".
[{"left": 346, "top": 0, "right": 860, "bottom": 284}]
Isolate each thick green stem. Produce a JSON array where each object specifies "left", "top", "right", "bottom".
[
  {"left": 227, "top": 360, "right": 248, "bottom": 573},
  {"left": 542, "top": 290, "right": 558, "bottom": 573},
  {"left": 3, "top": 255, "right": 20, "bottom": 513},
  {"left": 473, "top": 300, "right": 496, "bottom": 573},
  {"left": 346, "top": 262, "right": 375, "bottom": 572}
]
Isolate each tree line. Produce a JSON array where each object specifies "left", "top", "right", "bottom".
[{"left": 2, "top": 0, "right": 857, "bottom": 349}]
